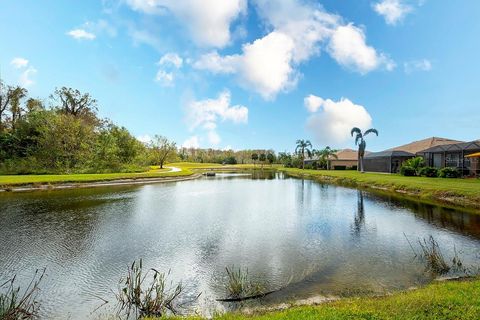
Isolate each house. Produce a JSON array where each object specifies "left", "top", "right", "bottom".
[
  {"left": 328, "top": 149, "right": 360, "bottom": 170},
  {"left": 363, "top": 137, "right": 463, "bottom": 173},
  {"left": 417, "top": 139, "right": 480, "bottom": 176}
]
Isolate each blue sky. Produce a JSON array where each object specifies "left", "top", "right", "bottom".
[{"left": 1, "top": 0, "right": 479, "bottom": 152}]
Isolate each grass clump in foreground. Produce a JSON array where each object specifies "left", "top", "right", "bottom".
[
  {"left": 116, "top": 259, "right": 189, "bottom": 319},
  {"left": 0, "top": 269, "right": 45, "bottom": 320},
  {"left": 221, "top": 267, "right": 266, "bottom": 301},
  {"left": 146, "top": 278, "right": 480, "bottom": 320}
]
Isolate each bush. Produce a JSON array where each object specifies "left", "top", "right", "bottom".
[
  {"left": 334, "top": 166, "right": 346, "bottom": 170},
  {"left": 439, "top": 167, "right": 461, "bottom": 178},
  {"left": 418, "top": 166, "right": 439, "bottom": 178},
  {"left": 400, "top": 165, "right": 417, "bottom": 176}
]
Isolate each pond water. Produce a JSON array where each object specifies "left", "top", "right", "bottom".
[{"left": 1, "top": 172, "right": 480, "bottom": 319}]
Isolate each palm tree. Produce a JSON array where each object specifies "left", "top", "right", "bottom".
[
  {"left": 315, "top": 146, "right": 338, "bottom": 170},
  {"left": 351, "top": 127, "right": 378, "bottom": 173},
  {"left": 295, "top": 139, "right": 313, "bottom": 170}
]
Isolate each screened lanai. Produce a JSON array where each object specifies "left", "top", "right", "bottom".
[{"left": 417, "top": 140, "right": 480, "bottom": 176}]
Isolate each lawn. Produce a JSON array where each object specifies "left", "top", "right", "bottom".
[
  {"left": 146, "top": 279, "right": 480, "bottom": 320},
  {"left": 280, "top": 168, "right": 480, "bottom": 210},
  {"left": 0, "top": 167, "right": 193, "bottom": 186}
]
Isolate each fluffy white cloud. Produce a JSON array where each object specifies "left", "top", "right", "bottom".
[
  {"left": 10, "top": 57, "right": 29, "bottom": 69},
  {"left": 154, "top": 70, "right": 174, "bottom": 86},
  {"left": 404, "top": 59, "right": 432, "bottom": 74},
  {"left": 155, "top": 53, "right": 183, "bottom": 86},
  {"left": 182, "top": 135, "right": 200, "bottom": 148},
  {"left": 67, "top": 29, "right": 96, "bottom": 40},
  {"left": 10, "top": 57, "right": 37, "bottom": 87},
  {"left": 328, "top": 24, "right": 395, "bottom": 73},
  {"left": 186, "top": 90, "right": 248, "bottom": 130},
  {"left": 194, "top": 0, "right": 392, "bottom": 99},
  {"left": 304, "top": 94, "right": 324, "bottom": 113},
  {"left": 185, "top": 90, "right": 248, "bottom": 147},
  {"left": 373, "top": 0, "right": 413, "bottom": 25},
  {"left": 125, "top": 0, "right": 246, "bottom": 48},
  {"left": 306, "top": 96, "right": 373, "bottom": 145},
  {"left": 158, "top": 53, "right": 183, "bottom": 68}
]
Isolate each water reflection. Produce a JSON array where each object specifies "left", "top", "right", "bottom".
[{"left": 0, "top": 173, "right": 479, "bottom": 319}]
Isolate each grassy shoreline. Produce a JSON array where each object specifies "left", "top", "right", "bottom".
[
  {"left": 279, "top": 168, "right": 480, "bottom": 212},
  {"left": 147, "top": 278, "right": 480, "bottom": 320}
]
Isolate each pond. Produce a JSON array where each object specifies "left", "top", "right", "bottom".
[{"left": 1, "top": 172, "right": 480, "bottom": 319}]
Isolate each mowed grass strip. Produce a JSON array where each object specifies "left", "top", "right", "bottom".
[
  {"left": 0, "top": 167, "right": 193, "bottom": 186},
  {"left": 146, "top": 279, "right": 480, "bottom": 320}
]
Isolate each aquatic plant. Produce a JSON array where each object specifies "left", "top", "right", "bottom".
[
  {"left": 116, "top": 259, "right": 185, "bottom": 319},
  {"left": 222, "top": 266, "right": 266, "bottom": 301},
  {"left": 417, "top": 236, "right": 451, "bottom": 275},
  {"left": 0, "top": 269, "right": 45, "bottom": 320}
]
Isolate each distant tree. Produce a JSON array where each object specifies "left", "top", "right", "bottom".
[
  {"left": 26, "top": 98, "right": 44, "bottom": 113},
  {"left": 149, "top": 135, "right": 177, "bottom": 169},
  {"left": 315, "top": 146, "right": 338, "bottom": 170},
  {"left": 351, "top": 127, "right": 378, "bottom": 173},
  {"left": 251, "top": 153, "right": 258, "bottom": 167},
  {"left": 0, "top": 80, "right": 10, "bottom": 131},
  {"left": 295, "top": 139, "right": 313, "bottom": 170},
  {"left": 267, "top": 153, "right": 275, "bottom": 166},
  {"left": 259, "top": 153, "right": 266, "bottom": 168}
]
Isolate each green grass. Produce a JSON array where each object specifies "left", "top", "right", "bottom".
[
  {"left": 0, "top": 167, "right": 193, "bottom": 186},
  {"left": 280, "top": 168, "right": 480, "bottom": 210},
  {"left": 146, "top": 279, "right": 480, "bottom": 320}
]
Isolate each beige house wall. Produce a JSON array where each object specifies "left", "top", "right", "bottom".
[{"left": 330, "top": 160, "right": 357, "bottom": 167}]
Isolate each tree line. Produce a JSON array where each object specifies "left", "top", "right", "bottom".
[{"left": 0, "top": 81, "right": 176, "bottom": 174}]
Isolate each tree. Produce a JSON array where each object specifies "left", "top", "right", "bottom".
[
  {"left": 251, "top": 153, "right": 258, "bottom": 167},
  {"left": 266, "top": 153, "right": 275, "bottom": 166},
  {"left": 295, "top": 139, "right": 312, "bottom": 170},
  {"left": 351, "top": 127, "right": 378, "bottom": 173},
  {"left": 0, "top": 80, "right": 10, "bottom": 131},
  {"left": 9, "top": 86, "right": 28, "bottom": 130},
  {"left": 51, "top": 87, "right": 98, "bottom": 122},
  {"left": 149, "top": 135, "right": 177, "bottom": 169},
  {"left": 259, "top": 153, "right": 266, "bottom": 168},
  {"left": 315, "top": 146, "right": 338, "bottom": 170}
]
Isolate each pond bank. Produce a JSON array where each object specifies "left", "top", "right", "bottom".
[
  {"left": 149, "top": 277, "right": 480, "bottom": 320},
  {"left": 279, "top": 168, "right": 480, "bottom": 213}
]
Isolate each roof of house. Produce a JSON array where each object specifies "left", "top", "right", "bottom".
[
  {"left": 388, "top": 137, "right": 464, "bottom": 154},
  {"left": 329, "top": 148, "right": 359, "bottom": 161},
  {"left": 365, "top": 150, "right": 415, "bottom": 159},
  {"left": 418, "top": 139, "right": 480, "bottom": 154}
]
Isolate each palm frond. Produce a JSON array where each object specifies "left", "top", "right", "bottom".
[
  {"left": 364, "top": 128, "right": 379, "bottom": 137},
  {"left": 351, "top": 127, "right": 361, "bottom": 137},
  {"left": 355, "top": 134, "right": 362, "bottom": 146}
]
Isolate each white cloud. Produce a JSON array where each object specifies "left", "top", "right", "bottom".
[
  {"left": 404, "top": 59, "right": 432, "bottom": 74},
  {"left": 182, "top": 135, "right": 200, "bottom": 148},
  {"left": 373, "top": 0, "right": 413, "bottom": 25},
  {"left": 158, "top": 53, "right": 183, "bottom": 68},
  {"left": 185, "top": 90, "right": 248, "bottom": 147},
  {"left": 306, "top": 96, "right": 373, "bottom": 146},
  {"left": 154, "top": 70, "right": 174, "bottom": 86},
  {"left": 125, "top": 0, "right": 247, "bottom": 48},
  {"left": 328, "top": 24, "right": 395, "bottom": 73},
  {"left": 207, "top": 130, "right": 221, "bottom": 145},
  {"left": 304, "top": 94, "right": 324, "bottom": 113},
  {"left": 186, "top": 90, "right": 248, "bottom": 130},
  {"left": 67, "top": 29, "right": 96, "bottom": 40},
  {"left": 10, "top": 57, "right": 29, "bottom": 69},
  {"left": 194, "top": 0, "right": 392, "bottom": 100},
  {"left": 10, "top": 57, "right": 37, "bottom": 87}
]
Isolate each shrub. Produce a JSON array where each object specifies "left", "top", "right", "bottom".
[
  {"left": 418, "top": 166, "right": 439, "bottom": 178},
  {"left": 403, "top": 156, "right": 425, "bottom": 171},
  {"left": 439, "top": 167, "right": 461, "bottom": 178},
  {"left": 334, "top": 166, "right": 346, "bottom": 170},
  {"left": 400, "top": 165, "right": 416, "bottom": 176},
  {"left": 304, "top": 164, "right": 314, "bottom": 170}
]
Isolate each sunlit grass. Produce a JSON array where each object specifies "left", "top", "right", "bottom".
[{"left": 146, "top": 278, "right": 480, "bottom": 320}]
